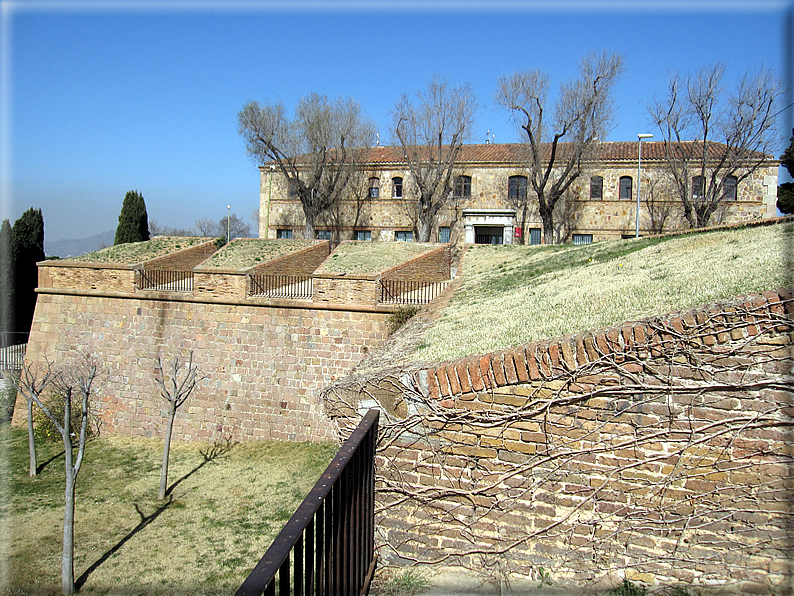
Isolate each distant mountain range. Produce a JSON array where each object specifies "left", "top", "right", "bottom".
[{"left": 45, "top": 230, "right": 115, "bottom": 259}]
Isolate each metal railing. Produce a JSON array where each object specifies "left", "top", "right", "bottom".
[
  {"left": 249, "top": 274, "right": 313, "bottom": 300},
  {"left": 0, "top": 332, "right": 28, "bottom": 370},
  {"left": 236, "top": 409, "right": 379, "bottom": 596},
  {"left": 379, "top": 279, "right": 450, "bottom": 305},
  {"left": 137, "top": 269, "right": 194, "bottom": 292}
]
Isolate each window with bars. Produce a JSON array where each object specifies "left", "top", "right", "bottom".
[
  {"left": 395, "top": 231, "right": 413, "bottom": 242},
  {"left": 572, "top": 233, "right": 593, "bottom": 245},
  {"left": 355, "top": 230, "right": 372, "bottom": 241},
  {"left": 277, "top": 229, "right": 293, "bottom": 239},
  {"left": 438, "top": 226, "right": 451, "bottom": 243}
]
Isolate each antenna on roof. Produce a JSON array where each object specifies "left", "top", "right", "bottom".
[
  {"left": 376, "top": 132, "right": 380, "bottom": 147},
  {"left": 486, "top": 130, "right": 490, "bottom": 144}
]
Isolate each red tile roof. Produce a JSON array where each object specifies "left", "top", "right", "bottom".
[{"left": 263, "top": 141, "right": 773, "bottom": 168}]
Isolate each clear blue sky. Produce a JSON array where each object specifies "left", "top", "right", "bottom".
[{"left": 1, "top": 0, "right": 792, "bottom": 244}]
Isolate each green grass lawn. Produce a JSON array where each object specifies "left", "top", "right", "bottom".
[
  {"left": 0, "top": 426, "right": 336, "bottom": 595},
  {"left": 411, "top": 222, "right": 793, "bottom": 363}
]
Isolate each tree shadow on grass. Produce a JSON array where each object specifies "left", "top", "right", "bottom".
[
  {"left": 75, "top": 496, "right": 173, "bottom": 591},
  {"left": 74, "top": 437, "right": 236, "bottom": 590},
  {"left": 36, "top": 449, "right": 65, "bottom": 475},
  {"left": 165, "top": 436, "right": 236, "bottom": 497}
]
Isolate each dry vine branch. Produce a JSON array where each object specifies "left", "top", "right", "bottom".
[{"left": 322, "top": 300, "right": 794, "bottom": 590}]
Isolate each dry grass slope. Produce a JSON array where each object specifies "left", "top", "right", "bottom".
[
  {"left": 70, "top": 237, "right": 211, "bottom": 265},
  {"left": 412, "top": 223, "right": 793, "bottom": 363}
]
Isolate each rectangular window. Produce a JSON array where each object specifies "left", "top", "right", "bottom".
[
  {"left": 395, "top": 231, "right": 413, "bottom": 242},
  {"left": 454, "top": 175, "right": 472, "bottom": 198},
  {"left": 692, "top": 176, "right": 705, "bottom": 199},
  {"left": 572, "top": 233, "right": 593, "bottom": 245},
  {"left": 590, "top": 176, "right": 603, "bottom": 199},
  {"left": 528, "top": 228, "right": 542, "bottom": 245},
  {"left": 619, "top": 177, "right": 633, "bottom": 200},
  {"left": 438, "top": 226, "right": 451, "bottom": 243},
  {"left": 392, "top": 177, "right": 403, "bottom": 198},
  {"left": 355, "top": 230, "right": 372, "bottom": 241},
  {"left": 316, "top": 230, "right": 332, "bottom": 240},
  {"left": 276, "top": 229, "right": 293, "bottom": 239},
  {"left": 368, "top": 177, "right": 380, "bottom": 199},
  {"left": 508, "top": 176, "right": 527, "bottom": 200},
  {"left": 723, "top": 176, "right": 737, "bottom": 200}
]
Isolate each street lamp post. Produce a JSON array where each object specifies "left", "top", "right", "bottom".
[
  {"left": 227, "top": 204, "right": 231, "bottom": 243},
  {"left": 636, "top": 134, "right": 653, "bottom": 238}
]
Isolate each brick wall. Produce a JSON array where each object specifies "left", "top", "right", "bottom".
[
  {"left": 142, "top": 239, "right": 218, "bottom": 270},
  {"left": 381, "top": 245, "right": 451, "bottom": 282},
  {"left": 324, "top": 289, "right": 794, "bottom": 594},
  {"left": 15, "top": 292, "right": 390, "bottom": 443},
  {"left": 249, "top": 241, "right": 331, "bottom": 277}
]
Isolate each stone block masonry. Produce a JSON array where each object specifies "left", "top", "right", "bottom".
[
  {"left": 16, "top": 291, "right": 389, "bottom": 443},
  {"left": 324, "top": 289, "right": 794, "bottom": 594}
]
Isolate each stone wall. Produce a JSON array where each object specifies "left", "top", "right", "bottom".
[
  {"left": 313, "top": 275, "right": 380, "bottom": 306},
  {"left": 15, "top": 291, "right": 390, "bottom": 443},
  {"left": 192, "top": 271, "right": 247, "bottom": 300},
  {"left": 249, "top": 241, "right": 331, "bottom": 277},
  {"left": 40, "top": 263, "right": 137, "bottom": 293},
  {"left": 324, "top": 289, "right": 794, "bottom": 594}
]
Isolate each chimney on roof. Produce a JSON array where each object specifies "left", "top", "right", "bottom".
[
  {"left": 486, "top": 130, "right": 490, "bottom": 144},
  {"left": 376, "top": 132, "right": 380, "bottom": 147}
]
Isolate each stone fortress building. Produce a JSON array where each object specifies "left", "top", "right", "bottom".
[{"left": 258, "top": 142, "right": 779, "bottom": 246}]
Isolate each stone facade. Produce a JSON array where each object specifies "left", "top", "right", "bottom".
[
  {"left": 323, "top": 289, "right": 794, "bottom": 594},
  {"left": 259, "top": 143, "right": 779, "bottom": 246}
]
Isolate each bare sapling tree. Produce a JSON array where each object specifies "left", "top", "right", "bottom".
[
  {"left": 496, "top": 52, "right": 624, "bottom": 244},
  {"left": 238, "top": 93, "right": 376, "bottom": 239},
  {"left": 18, "top": 353, "right": 105, "bottom": 595},
  {"left": 154, "top": 351, "right": 202, "bottom": 500},
  {"left": 648, "top": 64, "right": 781, "bottom": 228},
  {"left": 392, "top": 76, "right": 477, "bottom": 242},
  {"left": 16, "top": 358, "right": 59, "bottom": 476}
]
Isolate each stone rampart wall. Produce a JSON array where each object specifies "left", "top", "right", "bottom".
[
  {"left": 313, "top": 276, "right": 379, "bottom": 305},
  {"left": 324, "top": 289, "right": 794, "bottom": 594},
  {"left": 15, "top": 292, "right": 390, "bottom": 443},
  {"left": 40, "top": 264, "right": 136, "bottom": 294},
  {"left": 193, "top": 271, "right": 247, "bottom": 299}
]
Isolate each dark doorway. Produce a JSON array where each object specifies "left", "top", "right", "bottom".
[{"left": 474, "top": 226, "right": 504, "bottom": 245}]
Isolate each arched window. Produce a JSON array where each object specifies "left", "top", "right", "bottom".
[
  {"left": 508, "top": 175, "right": 527, "bottom": 200},
  {"left": 590, "top": 176, "right": 603, "bottom": 199},
  {"left": 453, "top": 175, "right": 472, "bottom": 198},
  {"left": 723, "top": 175, "right": 738, "bottom": 200},
  {"left": 392, "top": 177, "right": 403, "bottom": 198},
  {"left": 368, "top": 177, "right": 380, "bottom": 199},
  {"left": 619, "top": 176, "right": 633, "bottom": 200}
]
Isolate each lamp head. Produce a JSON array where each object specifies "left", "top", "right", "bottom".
[{"left": 638, "top": 133, "right": 654, "bottom": 139}]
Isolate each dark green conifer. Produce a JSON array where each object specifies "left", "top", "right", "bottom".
[
  {"left": 114, "top": 190, "right": 150, "bottom": 245},
  {"left": 0, "top": 219, "right": 14, "bottom": 334},
  {"left": 12, "top": 208, "right": 45, "bottom": 333},
  {"left": 778, "top": 129, "right": 794, "bottom": 214}
]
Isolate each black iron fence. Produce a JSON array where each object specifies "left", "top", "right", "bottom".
[
  {"left": 249, "top": 274, "right": 313, "bottom": 300},
  {"left": 236, "top": 409, "right": 379, "bottom": 596},
  {"left": 137, "top": 269, "right": 194, "bottom": 292},
  {"left": 0, "top": 332, "right": 28, "bottom": 370},
  {"left": 379, "top": 279, "right": 450, "bottom": 305}
]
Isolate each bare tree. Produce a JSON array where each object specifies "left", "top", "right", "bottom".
[
  {"left": 218, "top": 213, "right": 251, "bottom": 241},
  {"left": 392, "top": 76, "right": 477, "bottom": 242},
  {"left": 154, "top": 351, "right": 202, "bottom": 500},
  {"left": 496, "top": 52, "right": 624, "bottom": 244},
  {"left": 643, "top": 175, "right": 677, "bottom": 235},
  {"left": 194, "top": 218, "right": 217, "bottom": 237},
  {"left": 551, "top": 187, "right": 585, "bottom": 244},
  {"left": 18, "top": 353, "right": 104, "bottom": 595},
  {"left": 648, "top": 65, "right": 781, "bottom": 228},
  {"left": 149, "top": 220, "right": 195, "bottom": 237},
  {"left": 238, "top": 93, "right": 376, "bottom": 238},
  {"left": 15, "top": 358, "right": 59, "bottom": 476},
  {"left": 317, "top": 169, "right": 373, "bottom": 244}
]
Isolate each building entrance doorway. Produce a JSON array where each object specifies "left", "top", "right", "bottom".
[{"left": 475, "top": 226, "right": 504, "bottom": 245}]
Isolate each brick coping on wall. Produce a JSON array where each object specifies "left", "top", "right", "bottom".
[
  {"left": 34, "top": 286, "right": 402, "bottom": 314},
  {"left": 416, "top": 288, "right": 794, "bottom": 403}
]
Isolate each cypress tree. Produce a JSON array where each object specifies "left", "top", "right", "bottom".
[
  {"left": 114, "top": 190, "right": 150, "bottom": 245},
  {"left": 12, "top": 208, "right": 45, "bottom": 334},
  {"left": 0, "top": 219, "right": 14, "bottom": 335}
]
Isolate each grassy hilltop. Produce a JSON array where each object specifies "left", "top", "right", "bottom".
[{"left": 410, "top": 222, "right": 793, "bottom": 364}]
